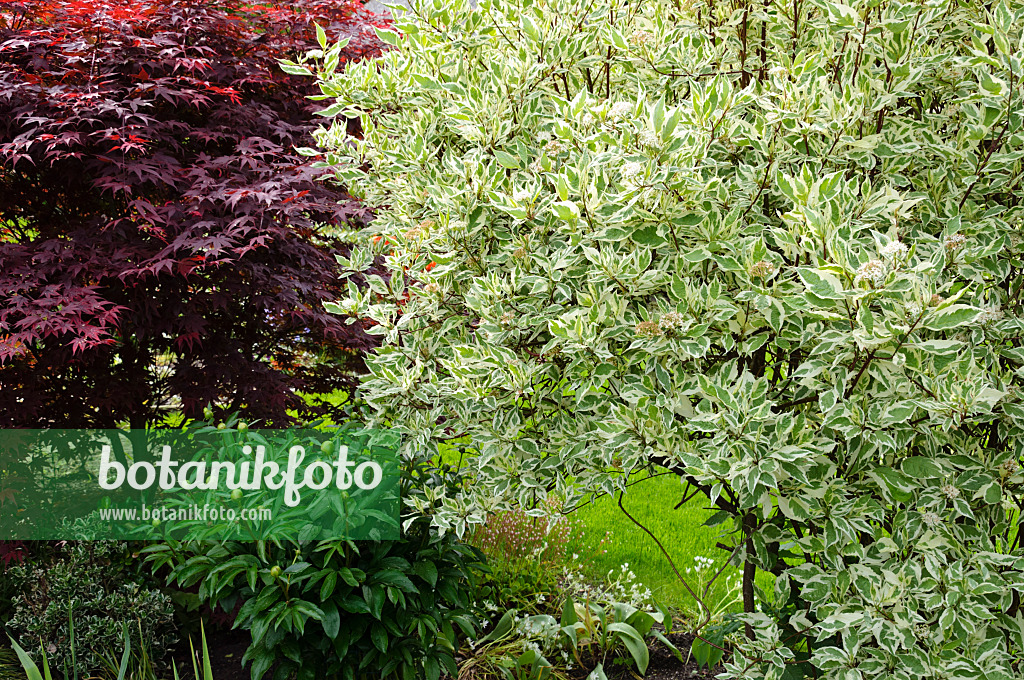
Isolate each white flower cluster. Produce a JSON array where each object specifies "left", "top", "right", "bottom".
[
  {"left": 854, "top": 259, "right": 887, "bottom": 287},
  {"left": 658, "top": 311, "right": 686, "bottom": 334},
  {"left": 637, "top": 129, "right": 660, "bottom": 149},
  {"left": 940, "top": 483, "right": 960, "bottom": 500},
  {"left": 621, "top": 161, "right": 645, "bottom": 183},
  {"left": 609, "top": 101, "right": 633, "bottom": 120},
  {"left": 905, "top": 301, "right": 923, "bottom": 318},
  {"left": 768, "top": 65, "right": 788, "bottom": 79},
  {"left": 944, "top": 233, "right": 967, "bottom": 251},
  {"left": 512, "top": 189, "right": 533, "bottom": 204},
  {"left": 977, "top": 305, "right": 1004, "bottom": 325},
  {"left": 748, "top": 260, "right": 776, "bottom": 279},
  {"left": 880, "top": 240, "right": 909, "bottom": 261},
  {"left": 509, "top": 613, "right": 563, "bottom": 660},
  {"left": 560, "top": 561, "right": 654, "bottom": 610},
  {"left": 629, "top": 30, "right": 653, "bottom": 46},
  {"left": 337, "top": 298, "right": 360, "bottom": 315},
  {"left": 515, "top": 615, "right": 560, "bottom": 640},
  {"left": 921, "top": 511, "right": 942, "bottom": 529},
  {"left": 634, "top": 320, "right": 662, "bottom": 337}
]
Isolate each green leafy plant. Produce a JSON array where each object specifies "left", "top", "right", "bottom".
[
  {"left": 6, "top": 543, "right": 175, "bottom": 678},
  {"left": 146, "top": 460, "right": 483, "bottom": 680},
  {"left": 466, "top": 597, "right": 678, "bottom": 680},
  {"left": 562, "top": 598, "right": 679, "bottom": 676},
  {"left": 560, "top": 561, "right": 655, "bottom": 612},
  {"left": 97, "top": 620, "right": 173, "bottom": 680},
  {"left": 690, "top": 617, "right": 743, "bottom": 671},
  {"left": 471, "top": 501, "right": 581, "bottom": 615},
  {"left": 0, "top": 542, "right": 26, "bottom": 626},
  {"left": 459, "top": 611, "right": 563, "bottom": 680},
  {"left": 9, "top": 633, "right": 61, "bottom": 680},
  {"left": 306, "top": 0, "right": 1024, "bottom": 677},
  {"left": 8, "top": 619, "right": 130, "bottom": 680}
]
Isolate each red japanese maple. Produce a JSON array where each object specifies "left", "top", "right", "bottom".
[{"left": 0, "top": 0, "right": 388, "bottom": 427}]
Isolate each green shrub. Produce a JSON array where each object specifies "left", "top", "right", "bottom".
[
  {"left": 303, "top": 0, "right": 1024, "bottom": 678},
  {"left": 146, "top": 460, "right": 484, "bottom": 680},
  {"left": 471, "top": 502, "right": 580, "bottom": 615},
  {"left": 6, "top": 542, "right": 176, "bottom": 678}
]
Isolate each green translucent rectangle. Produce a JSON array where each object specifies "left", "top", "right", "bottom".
[{"left": 0, "top": 427, "right": 400, "bottom": 540}]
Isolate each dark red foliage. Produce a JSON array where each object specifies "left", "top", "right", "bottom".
[
  {"left": 0, "top": 0, "right": 387, "bottom": 427},
  {"left": 0, "top": 539, "right": 25, "bottom": 567}
]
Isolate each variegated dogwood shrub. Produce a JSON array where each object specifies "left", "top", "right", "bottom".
[{"left": 298, "top": 0, "right": 1024, "bottom": 677}]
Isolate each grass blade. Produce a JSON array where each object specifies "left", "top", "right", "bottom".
[
  {"left": 188, "top": 632, "right": 200, "bottom": 680},
  {"left": 116, "top": 622, "right": 131, "bottom": 680},
  {"left": 6, "top": 636, "right": 43, "bottom": 680},
  {"left": 200, "top": 622, "right": 213, "bottom": 680},
  {"left": 68, "top": 602, "right": 77, "bottom": 680}
]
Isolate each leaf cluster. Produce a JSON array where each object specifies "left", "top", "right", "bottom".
[{"left": 0, "top": 0, "right": 390, "bottom": 427}]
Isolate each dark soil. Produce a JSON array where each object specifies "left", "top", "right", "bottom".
[{"left": 172, "top": 627, "right": 250, "bottom": 680}]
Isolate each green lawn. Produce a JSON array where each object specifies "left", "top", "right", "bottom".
[{"left": 568, "top": 472, "right": 772, "bottom": 618}]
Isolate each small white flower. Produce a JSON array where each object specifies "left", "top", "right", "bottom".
[
  {"left": 880, "top": 240, "right": 909, "bottom": 261},
  {"left": 977, "top": 305, "right": 1004, "bottom": 325},
  {"left": 940, "top": 483, "right": 960, "bottom": 500},
  {"left": 637, "top": 129, "right": 661, "bottom": 149},
  {"left": 905, "top": 301, "right": 922, "bottom": 318},
  {"left": 621, "top": 161, "right": 645, "bottom": 183},
  {"left": 609, "top": 101, "right": 633, "bottom": 120},
  {"left": 659, "top": 311, "right": 686, "bottom": 333},
  {"left": 854, "top": 259, "right": 887, "bottom": 287},
  {"left": 512, "top": 189, "right": 532, "bottom": 203},
  {"left": 944, "top": 233, "right": 967, "bottom": 251},
  {"left": 580, "top": 112, "right": 596, "bottom": 127},
  {"left": 629, "top": 30, "right": 653, "bottom": 46},
  {"left": 921, "top": 510, "right": 942, "bottom": 529}
]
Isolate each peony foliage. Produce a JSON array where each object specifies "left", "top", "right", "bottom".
[{"left": 302, "top": 0, "right": 1024, "bottom": 677}]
